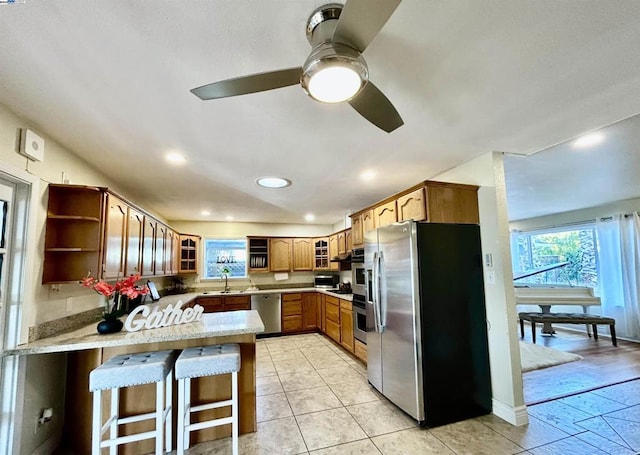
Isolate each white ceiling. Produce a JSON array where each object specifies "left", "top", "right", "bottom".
[{"left": 1, "top": 1, "right": 640, "bottom": 224}]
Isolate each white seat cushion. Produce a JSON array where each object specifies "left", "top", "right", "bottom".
[
  {"left": 175, "top": 344, "right": 241, "bottom": 379},
  {"left": 89, "top": 349, "right": 177, "bottom": 391}
]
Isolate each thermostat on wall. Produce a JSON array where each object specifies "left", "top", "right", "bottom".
[{"left": 20, "top": 128, "right": 45, "bottom": 162}]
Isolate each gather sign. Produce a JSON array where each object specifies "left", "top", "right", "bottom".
[{"left": 124, "top": 300, "right": 204, "bottom": 332}]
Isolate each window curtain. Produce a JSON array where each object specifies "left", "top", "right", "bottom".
[{"left": 596, "top": 213, "right": 640, "bottom": 339}]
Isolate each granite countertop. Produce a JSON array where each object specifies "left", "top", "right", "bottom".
[
  {"left": 188, "top": 287, "right": 354, "bottom": 301},
  {"left": 5, "top": 310, "right": 264, "bottom": 356},
  {"left": 5, "top": 287, "right": 353, "bottom": 356}
]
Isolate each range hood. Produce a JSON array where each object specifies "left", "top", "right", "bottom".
[{"left": 330, "top": 252, "right": 352, "bottom": 262}]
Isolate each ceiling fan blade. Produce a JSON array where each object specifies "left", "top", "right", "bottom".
[
  {"left": 348, "top": 82, "right": 403, "bottom": 133},
  {"left": 332, "top": 0, "right": 402, "bottom": 53},
  {"left": 191, "top": 67, "right": 302, "bottom": 100}
]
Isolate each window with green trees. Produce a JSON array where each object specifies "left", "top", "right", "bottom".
[{"left": 511, "top": 223, "right": 598, "bottom": 288}]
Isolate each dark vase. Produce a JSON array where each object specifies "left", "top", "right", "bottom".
[{"left": 96, "top": 319, "right": 124, "bottom": 334}]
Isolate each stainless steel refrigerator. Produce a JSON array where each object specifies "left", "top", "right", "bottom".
[{"left": 365, "top": 220, "right": 491, "bottom": 426}]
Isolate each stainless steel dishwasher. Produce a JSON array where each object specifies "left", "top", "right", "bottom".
[{"left": 250, "top": 294, "right": 281, "bottom": 335}]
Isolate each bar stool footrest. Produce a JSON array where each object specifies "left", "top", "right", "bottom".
[{"left": 187, "top": 416, "right": 233, "bottom": 433}]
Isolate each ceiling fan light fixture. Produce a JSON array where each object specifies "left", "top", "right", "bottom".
[
  {"left": 307, "top": 65, "right": 362, "bottom": 103},
  {"left": 301, "top": 42, "right": 368, "bottom": 103}
]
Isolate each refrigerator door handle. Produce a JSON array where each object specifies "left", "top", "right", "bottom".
[
  {"left": 372, "top": 251, "right": 381, "bottom": 333},
  {"left": 378, "top": 251, "right": 386, "bottom": 332}
]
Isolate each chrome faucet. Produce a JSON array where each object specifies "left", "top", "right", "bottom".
[{"left": 221, "top": 273, "right": 230, "bottom": 292}]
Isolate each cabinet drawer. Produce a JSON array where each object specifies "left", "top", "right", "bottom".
[
  {"left": 339, "top": 299, "right": 352, "bottom": 310},
  {"left": 282, "top": 300, "right": 302, "bottom": 317},
  {"left": 225, "top": 301, "right": 250, "bottom": 311},
  {"left": 354, "top": 340, "right": 367, "bottom": 363},
  {"left": 282, "top": 293, "right": 302, "bottom": 302},
  {"left": 326, "top": 302, "right": 340, "bottom": 324},
  {"left": 282, "top": 315, "right": 303, "bottom": 333},
  {"left": 199, "top": 302, "right": 224, "bottom": 313},
  {"left": 326, "top": 320, "right": 340, "bottom": 343},
  {"left": 325, "top": 295, "right": 339, "bottom": 306},
  {"left": 225, "top": 295, "right": 250, "bottom": 306},
  {"left": 196, "top": 296, "right": 224, "bottom": 307}
]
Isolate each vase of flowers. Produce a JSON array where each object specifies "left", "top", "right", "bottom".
[{"left": 80, "top": 273, "right": 149, "bottom": 334}]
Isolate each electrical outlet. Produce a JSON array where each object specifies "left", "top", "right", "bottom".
[{"left": 66, "top": 297, "right": 73, "bottom": 311}]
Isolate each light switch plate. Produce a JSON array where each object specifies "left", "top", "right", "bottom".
[{"left": 20, "top": 129, "right": 45, "bottom": 162}]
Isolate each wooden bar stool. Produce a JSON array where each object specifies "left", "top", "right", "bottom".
[
  {"left": 89, "top": 349, "right": 177, "bottom": 455},
  {"left": 175, "top": 344, "right": 241, "bottom": 455}
]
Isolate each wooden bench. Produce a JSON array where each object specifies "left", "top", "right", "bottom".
[{"left": 518, "top": 312, "right": 617, "bottom": 346}]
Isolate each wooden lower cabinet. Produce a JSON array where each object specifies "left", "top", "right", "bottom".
[
  {"left": 195, "top": 295, "right": 250, "bottom": 313},
  {"left": 283, "top": 292, "right": 319, "bottom": 333},
  {"left": 354, "top": 340, "right": 367, "bottom": 363},
  {"left": 339, "top": 299, "right": 354, "bottom": 352},
  {"left": 64, "top": 335, "right": 257, "bottom": 455},
  {"left": 282, "top": 293, "right": 303, "bottom": 333},
  {"left": 302, "top": 292, "right": 317, "bottom": 329},
  {"left": 325, "top": 296, "right": 341, "bottom": 343},
  {"left": 325, "top": 319, "right": 340, "bottom": 343}
]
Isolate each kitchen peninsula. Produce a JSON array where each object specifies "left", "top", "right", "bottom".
[{"left": 6, "top": 304, "right": 264, "bottom": 455}]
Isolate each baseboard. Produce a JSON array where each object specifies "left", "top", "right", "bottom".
[{"left": 492, "top": 399, "right": 529, "bottom": 426}]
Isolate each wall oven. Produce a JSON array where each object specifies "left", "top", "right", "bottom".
[
  {"left": 352, "top": 293, "right": 367, "bottom": 344},
  {"left": 351, "top": 248, "right": 365, "bottom": 297}
]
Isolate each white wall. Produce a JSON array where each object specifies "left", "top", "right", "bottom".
[
  {"left": 510, "top": 197, "right": 640, "bottom": 232},
  {"left": 0, "top": 104, "right": 116, "bottom": 453},
  {"left": 169, "top": 220, "right": 339, "bottom": 292},
  {"left": 433, "top": 152, "right": 527, "bottom": 425}
]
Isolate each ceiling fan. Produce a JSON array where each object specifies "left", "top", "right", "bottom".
[{"left": 190, "top": 0, "right": 404, "bottom": 133}]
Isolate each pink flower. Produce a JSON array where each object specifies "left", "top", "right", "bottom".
[{"left": 79, "top": 273, "right": 149, "bottom": 311}]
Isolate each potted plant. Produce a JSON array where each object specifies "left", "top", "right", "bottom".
[{"left": 80, "top": 273, "right": 149, "bottom": 334}]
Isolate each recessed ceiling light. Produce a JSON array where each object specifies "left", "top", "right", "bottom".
[
  {"left": 573, "top": 132, "right": 604, "bottom": 148},
  {"left": 305, "top": 213, "right": 315, "bottom": 222},
  {"left": 225, "top": 215, "right": 234, "bottom": 221},
  {"left": 165, "top": 152, "right": 186, "bottom": 164},
  {"left": 360, "top": 170, "right": 376, "bottom": 181},
  {"left": 256, "top": 177, "right": 291, "bottom": 188},
  {"left": 200, "top": 210, "right": 210, "bottom": 216}
]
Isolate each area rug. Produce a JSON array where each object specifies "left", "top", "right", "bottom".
[{"left": 520, "top": 341, "right": 583, "bottom": 372}]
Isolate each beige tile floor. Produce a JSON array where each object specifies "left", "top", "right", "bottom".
[{"left": 178, "top": 333, "right": 640, "bottom": 454}]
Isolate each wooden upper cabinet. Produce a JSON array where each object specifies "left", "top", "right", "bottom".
[
  {"left": 247, "top": 237, "right": 269, "bottom": 272},
  {"left": 374, "top": 201, "right": 397, "bottom": 228},
  {"left": 270, "top": 238, "right": 292, "bottom": 272},
  {"left": 337, "top": 231, "right": 347, "bottom": 255},
  {"left": 178, "top": 235, "right": 200, "bottom": 274},
  {"left": 292, "top": 238, "right": 313, "bottom": 271},
  {"left": 313, "top": 237, "right": 330, "bottom": 270},
  {"left": 351, "top": 215, "right": 363, "bottom": 248},
  {"left": 43, "top": 185, "right": 103, "bottom": 283},
  {"left": 155, "top": 224, "right": 167, "bottom": 275},
  {"left": 164, "top": 229, "right": 178, "bottom": 275},
  {"left": 345, "top": 229, "right": 352, "bottom": 252},
  {"left": 328, "top": 234, "right": 339, "bottom": 271},
  {"left": 141, "top": 217, "right": 156, "bottom": 276},
  {"left": 124, "top": 207, "right": 144, "bottom": 276},
  {"left": 397, "top": 187, "right": 427, "bottom": 222},
  {"left": 362, "top": 210, "right": 376, "bottom": 233},
  {"left": 42, "top": 184, "right": 198, "bottom": 283},
  {"left": 426, "top": 183, "right": 480, "bottom": 224},
  {"left": 102, "top": 194, "right": 127, "bottom": 280}
]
